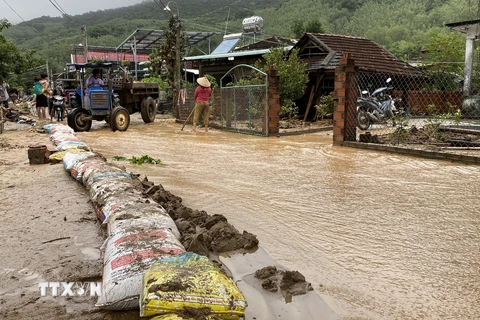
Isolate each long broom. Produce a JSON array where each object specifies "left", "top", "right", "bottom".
[{"left": 181, "top": 107, "right": 195, "bottom": 131}]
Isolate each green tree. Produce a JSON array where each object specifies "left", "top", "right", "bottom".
[
  {"left": 291, "top": 19, "right": 325, "bottom": 38},
  {"left": 156, "top": 16, "right": 185, "bottom": 89},
  {"left": 422, "top": 28, "right": 466, "bottom": 90},
  {"left": 0, "top": 19, "right": 42, "bottom": 81},
  {"left": 256, "top": 48, "right": 308, "bottom": 117},
  {"left": 291, "top": 19, "right": 305, "bottom": 38},
  {"left": 305, "top": 19, "right": 325, "bottom": 33}
]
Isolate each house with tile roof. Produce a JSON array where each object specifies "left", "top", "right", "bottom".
[{"left": 291, "top": 33, "right": 427, "bottom": 119}]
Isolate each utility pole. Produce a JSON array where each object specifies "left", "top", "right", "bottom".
[
  {"left": 174, "top": 17, "right": 181, "bottom": 118},
  {"left": 160, "top": 0, "right": 181, "bottom": 118},
  {"left": 82, "top": 25, "right": 88, "bottom": 63}
]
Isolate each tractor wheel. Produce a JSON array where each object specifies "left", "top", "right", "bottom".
[
  {"left": 111, "top": 107, "right": 130, "bottom": 132},
  {"left": 70, "top": 108, "right": 92, "bottom": 132},
  {"left": 141, "top": 96, "right": 156, "bottom": 123}
]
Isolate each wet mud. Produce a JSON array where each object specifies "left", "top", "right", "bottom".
[{"left": 0, "top": 121, "right": 314, "bottom": 320}]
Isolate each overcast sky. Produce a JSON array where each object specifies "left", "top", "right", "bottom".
[{"left": 1, "top": 0, "right": 147, "bottom": 24}]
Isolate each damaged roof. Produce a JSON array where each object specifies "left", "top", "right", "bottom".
[{"left": 294, "top": 33, "right": 424, "bottom": 76}]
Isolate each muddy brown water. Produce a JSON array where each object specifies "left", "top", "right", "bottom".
[{"left": 76, "top": 114, "right": 480, "bottom": 320}]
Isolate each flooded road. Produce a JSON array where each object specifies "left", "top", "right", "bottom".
[{"left": 78, "top": 115, "right": 480, "bottom": 320}]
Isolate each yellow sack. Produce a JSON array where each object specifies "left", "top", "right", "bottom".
[
  {"left": 151, "top": 314, "right": 233, "bottom": 320},
  {"left": 140, "top": 252, "right": 247, "bottom": 319},
  {"left": 49, "top": 148, "right": 85, "bottom": 162}
]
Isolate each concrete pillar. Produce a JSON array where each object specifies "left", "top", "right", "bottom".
[
  {"left": 333, "top": 53, "right": 357, "bottom": 145},
  {"left": 463, "top": 34, "right": 475, "bottom": 96}
]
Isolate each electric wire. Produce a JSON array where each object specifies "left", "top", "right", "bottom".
[
  {"left": 48, "top": 0, "right": 74, "bottom": 22},
  {"left": 51, "top": 0, "right": 73, "bottom": 21},
  {"left": 2, "top": 0, "right": 40, "bottom": 34}
]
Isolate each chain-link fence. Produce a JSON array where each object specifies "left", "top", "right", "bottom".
[
  {"left": 219, "top": 64, "right": 269, "bottom": 136},
  {"left": 220, "top": 85, "right": 267, "bottom": 136},
  {"left": 345, "top": 71, "right": 480, "bottom": 155}
]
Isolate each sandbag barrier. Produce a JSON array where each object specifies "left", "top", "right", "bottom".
[{"left": 42, "top": 124, "right": 250, "bottom": 318}]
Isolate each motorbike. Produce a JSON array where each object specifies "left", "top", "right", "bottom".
[
  {"left": 356, "top": 78, "right": 402, "bottom": 130},
  {"left": 68, "top": 91, "right": 81, "bottom": 109},
  {"left": 52, "top": 94, "right": 66, "bottom": 121}
]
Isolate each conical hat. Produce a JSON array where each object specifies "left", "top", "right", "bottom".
[{"left": 196, "top": 77, "right": 211, "bottom": 87}]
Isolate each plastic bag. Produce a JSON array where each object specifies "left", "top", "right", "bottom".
[
  {"left": 96, "top": 217, "right": 185, "bottom": 310},
  {"left": 140, "top": 252, "right": 247, "bottom": 318}
]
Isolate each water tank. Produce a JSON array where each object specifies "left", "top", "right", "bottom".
[{"left": 242, "top": 16, "right": 264, "bottom": 33}]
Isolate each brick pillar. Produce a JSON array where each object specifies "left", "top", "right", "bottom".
[
  {"left": 333, "top": 53, "right": 357, "bottom": 145},
  {"left": 265, "top": 66, "right": 280, "bottom": 136}
]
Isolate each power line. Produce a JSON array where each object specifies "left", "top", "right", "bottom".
[
  {"left": 2, "top": 0, "right": 40, "bottom": 34},
  {"left": 48, "top": 0, "right": 74, "bottom": 22},
  {"left": 153, "top": 0, "right": 164, "bottom": 10}
]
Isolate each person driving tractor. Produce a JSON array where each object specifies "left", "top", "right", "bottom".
[
  {"left": 85, "top": 68, "right": 104, "bottom": 95},
  {"left": 83, "top": 68, "right": 104, "bottom": 109}
]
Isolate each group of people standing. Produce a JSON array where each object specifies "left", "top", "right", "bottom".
[{"left": 3, "top": 70, "right": 213, "bottom": 130}]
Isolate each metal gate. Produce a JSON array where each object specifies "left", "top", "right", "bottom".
[{"left": 220, "top": 64, "right": 269, "bottom": 136}]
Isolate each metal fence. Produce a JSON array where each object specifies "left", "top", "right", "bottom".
[
  {"left": 345, "top": 72, "right": 480, "bottom": 154},
  {"left": 220, "top": 65, "right": 268, "bottom": 136}
]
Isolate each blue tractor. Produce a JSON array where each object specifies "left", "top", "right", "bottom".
[{"left": 67, "top": 62, "right": 131, "bottom": 132}]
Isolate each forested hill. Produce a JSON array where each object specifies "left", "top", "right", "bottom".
[{"left": 3, "top": 0, "right": 479, "bottom": 73}]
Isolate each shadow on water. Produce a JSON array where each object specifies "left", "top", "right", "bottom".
[{"left": 78, "top": 115, "right": 480, "bottom": 320}]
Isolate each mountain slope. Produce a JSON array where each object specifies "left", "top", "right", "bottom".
[{"left": 2, "top": 0, "right": 478, "bottom": 73}]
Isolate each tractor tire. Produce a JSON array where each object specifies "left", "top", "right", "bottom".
[
  {"left": 111, "top": 107, "right": 130, "bottom": 132},
  {"left": 141, "top": 96, "right": 156, "bottom": 123},
  {"left": 70, "top": 108, "right": 92, "bottom": 132}
]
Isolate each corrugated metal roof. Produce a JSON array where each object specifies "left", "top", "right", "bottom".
[
  {"left": 296, "top": 33, "right": 424, "bottom": 76},
  {"left": 184, "top": 49, "right": 270, "bottom": 61},
  {"left": 116, "top": 29, "right": 217, "bottom": 53}
]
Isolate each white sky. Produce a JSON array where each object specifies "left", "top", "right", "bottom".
[{"left": 0, "top": 0, "right": 147, "bottom": 24}]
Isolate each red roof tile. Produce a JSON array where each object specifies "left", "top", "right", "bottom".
[{"left": 295, "top": 33, "right": 423, "bottom": 76}]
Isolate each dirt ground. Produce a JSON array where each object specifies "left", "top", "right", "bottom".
[
  {"left": 0, "top": 121, "right": 112, "bottom": 320},
  {"left": 0, "top": 113, "right": 316, "bottom": 319}
]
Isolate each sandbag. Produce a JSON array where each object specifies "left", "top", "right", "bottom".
[
  {"left": 48, "top": 148, "right": 86, "bottom": 163},
  {"left": 96, "top": 217, "right": 185, "bottom": 310},
  {"left": 150, "top": 315, "right": 229, "bottom": 320},
  {"left": 140, "top": 252, "right": 247, "bottom": 318},
  {"left": 43, "top": 124, "right": 74, "bottom": 134},
  {"left": 71, "top": 158, "right": 106, "bottom": 182},
  {"left": 89, "top": 178, "right": 143, "bottom": 206},
  {"left": 63, "top": 151, "right": 96, "bottom": 171},
  {"left": 82, "top": 163, "right": 130, "bottom": 188},
  {"left": 93, "top": 193, "right": 145, "bottom": 223},
  {"left": 95, "top": 195, "right": 175, "bottom": 230},
  {"left": 106, "top": 208, "right": 180, "bottom": 239},
  {"left": 56, "top": 141, "right": 89, "bottom": 151}
]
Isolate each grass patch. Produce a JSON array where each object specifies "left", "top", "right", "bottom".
[{"left": 113, "top": 155, "right": 162, "bottom": 165}]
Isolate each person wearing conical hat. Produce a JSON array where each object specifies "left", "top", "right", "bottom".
[{"left": 192, "top": 76, "right": 212, "bottom": 132}]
